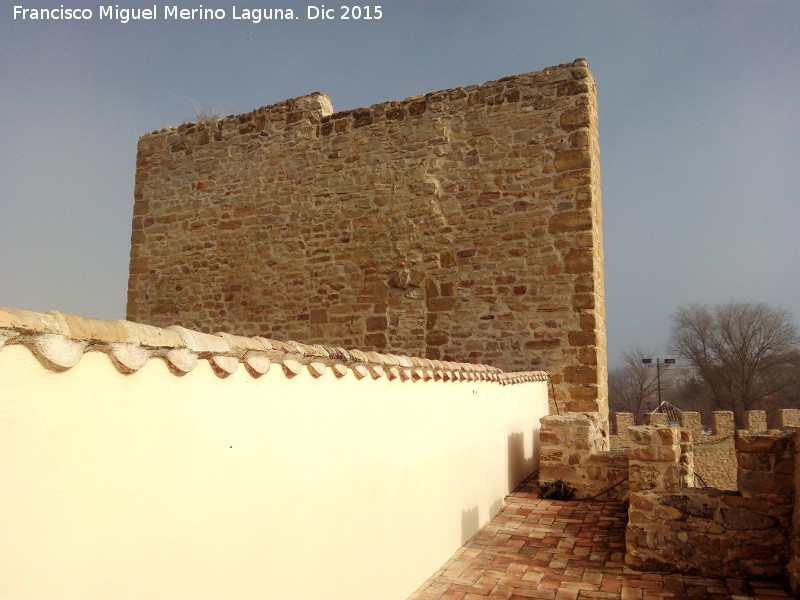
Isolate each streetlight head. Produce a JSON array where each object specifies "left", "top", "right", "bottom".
[
  {"left": 641, "top": 358, "right": 653, "bottom": 364},
  {"left": 664, "top": 359, "right": 676, "bottom": 364}
]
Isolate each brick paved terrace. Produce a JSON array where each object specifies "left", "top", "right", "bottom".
[{"left": 408, "top": 477, "right": 792, "bottom": 600}]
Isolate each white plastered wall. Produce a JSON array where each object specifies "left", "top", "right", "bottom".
[{"left": 0, "top": 345, "right": 547, "bottom": 600}]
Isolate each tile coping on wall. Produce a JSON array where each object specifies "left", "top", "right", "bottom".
[{"left": 0, "top": 306, "right": 549, "bottom": 384}]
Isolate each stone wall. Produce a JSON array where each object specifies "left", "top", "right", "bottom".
[
  {"left": 625, "top": 425, "right": 795, "bottom": 582},
  {"left": 792, "top": 429, "right": 800, "bottom": 594},
  {"left": 611, "top": 409, "right": 800, "bottom": 490},
  {"left": 128, "top": 59, "right": 606, "bottom": 416},
  {"left": 539, "top": 412, "right": 629, "bottom": 500}
]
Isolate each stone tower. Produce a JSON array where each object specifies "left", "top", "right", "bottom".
[{"left": 128, "top": 59, "right": 606, "bottom": 417}]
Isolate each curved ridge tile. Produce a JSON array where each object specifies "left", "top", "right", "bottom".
[
  {"left": 347, "top": 349, "right": 370, "bottom": 363},
  {"left": 367, "top": 364, "right": 384, "bottom": 379},
  {"left": 32, "top": 334, "right": 87, "bottom": 370},
  {"left": 281, "top": 359, "right": 303, "bottom": 378},
  {"left": 0, "top": 329, "right": 20, "bottom": 349},
  {"left": 307, "top": 362, "right": 327, "bottom": 378},
  {"left": 321, "top": 345, "right": 351, "bottom": 363},
  {"left": 288, "top": 341, "right": 328, "bottom": 359},
  {"left": 109, "top": 342, "right": 150, "bottom": 373},
  {"left": 215, "top": 332, "right": 266, "bottom": 354},
  {"left": 52, "top": 311, "right": 130, "bottom": 343},
  {"left": 0, "top": 307, "right": 61, "bottom": 334},
  {"left": 166, "top": 348, "right": 198, "bottom": 374},
  {"left": 210, "top": 355, "right": 239, "bottom": 376},
  {"left": 0, "top": 306, "right": 552, "bottom": 386},
  {"left": 118, "top": 320, "right": 184, "bottom": 349},
  {"left": 168, "top": 325, "right": 230, "bottom": 354},
  {"left": 265, "top": 338, "right": 294, "bottom": 354},
  {"left": 395, "top": 355, "right": 414, "bottom": 369},
  {"left": 243, "top": 352, "right": 271, "bottom": 376}
]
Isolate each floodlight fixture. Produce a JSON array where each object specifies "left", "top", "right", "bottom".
[{"left": 641, "top": 357, "right": 675, "bottom": 407}]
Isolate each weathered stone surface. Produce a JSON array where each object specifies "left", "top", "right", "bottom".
[
  {"left": 721, "top": 508, "right": 777, "bottom": 530},
  {"left": 129, "top": 60, "right": 605, "bottom": 417},
  {"left": 547, "top": 210, "right": 593, "bottom": 234},
  {"left": 539, "top": 412, "right": 627, "bottom": 500},
  {"left": 623, "top": 418, "right": 798, "bottom": 584},
  {"left": 662, "top": 493, "right": 717, "bottom": 519},
  {"left": 736, "top": 432, "right": 791, "bottom": 454},
  {"left": 738, "top": 469, "right": 793, "bottom": 498}
]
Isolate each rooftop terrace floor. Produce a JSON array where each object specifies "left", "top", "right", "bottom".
[{"left": 408, "top": 477, "right": 791, "bottom": 600}]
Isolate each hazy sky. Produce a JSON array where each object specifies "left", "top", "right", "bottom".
[{"left": 2, "top": 1, "right": 798, "bottom": 367}]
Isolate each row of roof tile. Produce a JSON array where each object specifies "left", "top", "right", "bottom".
[{"left": 0, "top": 306, "right": 549, "bottom": 384}]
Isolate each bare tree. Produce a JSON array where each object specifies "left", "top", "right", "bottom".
[
  {"left": 609, "top": 348, "right": 660, "bottom": 421},
  {"left": 669, "top": 302, "right": 798, "bottom": 426}
]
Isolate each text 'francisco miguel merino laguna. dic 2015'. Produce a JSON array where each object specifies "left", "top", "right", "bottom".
[{"left": 12, "top": 4, "right": 384, "bottom": 23}]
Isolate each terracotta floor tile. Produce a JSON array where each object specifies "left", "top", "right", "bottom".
[{"left": 406, "top": 477, "right": 791, "bottom": 600}]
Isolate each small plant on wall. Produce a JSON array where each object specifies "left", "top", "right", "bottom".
[{"left": 539, "top": 479, "right": 576, "bottom": 500}]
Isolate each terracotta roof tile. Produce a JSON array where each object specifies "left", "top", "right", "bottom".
[{"left": 0, "top": 305, "right": 550, "bottom": 384}]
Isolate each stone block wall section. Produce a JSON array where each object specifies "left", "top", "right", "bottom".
[
  {"left": 625, "top": 425, "right": 797, "bottom": 586},
  {"left": 128, "top": 58, "right": 606, "bottom": 418},
  {"left": 611, "top": 409, "right": 800, "bottom": 490},
  {"left": 0, "top": 305, "right": 548, "bottom": 385},
  {"left": 539, "top": 412, "right": 629, "bottom": 501}
]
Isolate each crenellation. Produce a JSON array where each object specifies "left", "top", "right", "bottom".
[
  {"left": 625, "top": 425, "right": 795, "bottom": 580},
  {"left": 610, "top": 409, "right": 797, "bottom": 491},
  {"left": 712, "top": 410, "right": 736, "bottom": 437},
  {"left": 643, "top": 412, "right": 669, "bottom": 427}
]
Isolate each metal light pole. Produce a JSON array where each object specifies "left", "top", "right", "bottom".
[{"left": 641, "top": 357, "right": 675, "bottom": 409}]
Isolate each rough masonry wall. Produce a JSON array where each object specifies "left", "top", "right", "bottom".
[
  {"left": 612, "top": 409, "right": 800, "bottom": 490},
  {"left": 625, "top": 427, "right": 795, "bottom": 581},
  {"left": 128, "top": 59, "right": 605, "bottom": 414}
]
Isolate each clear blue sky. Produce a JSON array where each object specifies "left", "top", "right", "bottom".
[{"left": 2, "top": 1, "right": 798, "bottom": 367}]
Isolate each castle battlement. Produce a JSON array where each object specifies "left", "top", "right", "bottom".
[{"left": 611, "top": 409, "right": 800, "bottom": 448}]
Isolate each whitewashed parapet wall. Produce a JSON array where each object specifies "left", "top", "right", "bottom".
[{"left": 0, "top": 306, "right": 548, "bottom": 600}]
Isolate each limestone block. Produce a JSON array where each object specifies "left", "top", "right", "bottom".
[
  {"left": 720, "top": 508, "right": 777, "bottom": 531},
  {"left": 745, "top": 410, "right": 768, "bottom": 432},
  {"left": 629, "top": 425, "right": 680, "bottom": 448},
  {"left": 629, "top": 446, "right": 680, "bottom": 463},
  {"left": 679, "top": 412, "right": 702, "bottom": 439},
  {"left": 779, "top": 409, "right": 800, "bottom": 428},
  {"left": 712, "top": 411, "right": 735, "bottom": 437},
  {"left": 735, "top": 432, "right": 791, "bottom": 454},
  {"left": 738, "top": 469, "right": 793, "bottom": 499},
  {"left": 612, "top": 412, "right": 634, "bottom": 435},
  {"left": 644, "top": 413, "right": 669, "bottom": 427}
]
